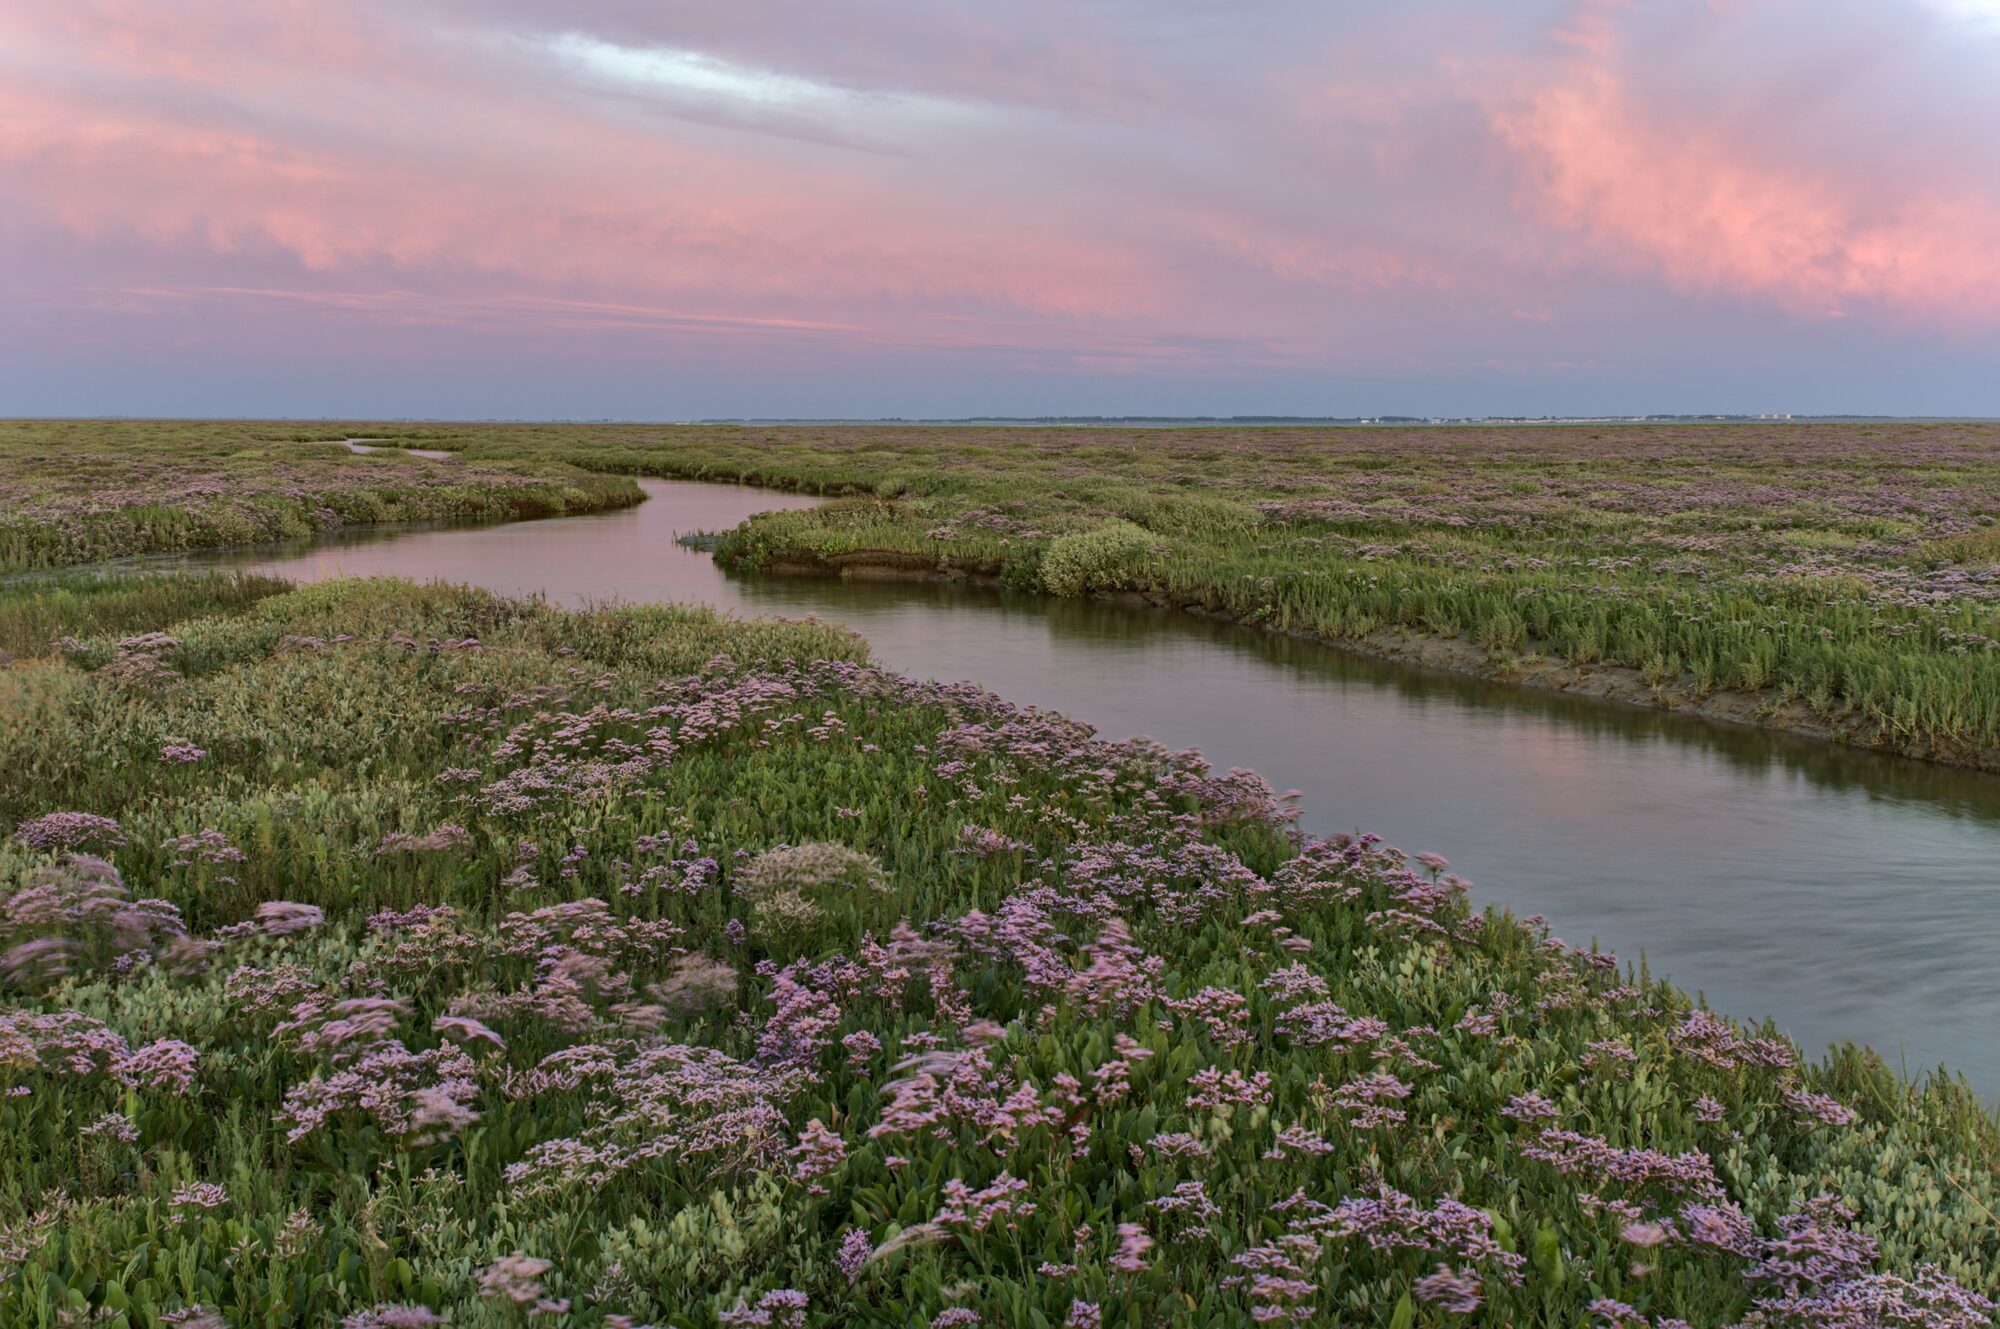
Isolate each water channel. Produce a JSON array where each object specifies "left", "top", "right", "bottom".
[{"left": 116, "top": 475, "right": 2000, "bottom": 1096}]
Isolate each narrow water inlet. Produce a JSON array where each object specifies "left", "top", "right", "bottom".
[
  {"left": 98, "top": 476, "right": 2000, "bottom": 1095},
  {"left": 337, "top": 438, "right": 457, "bottom": 461}
]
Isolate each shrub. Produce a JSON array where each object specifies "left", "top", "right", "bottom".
[
  {"left": 736, "top": 841, "right": 888, "bottom": 952},
  {"left": 1040, "top": 521, "right": 1156, "bottom": 597}
]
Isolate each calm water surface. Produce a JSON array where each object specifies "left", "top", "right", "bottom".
[
  {"left": 135, "top": 478, "right": 2000, "bottom": 1095},
  {"left": 338, "top": 439, "right": 456, "bottom": 460}
]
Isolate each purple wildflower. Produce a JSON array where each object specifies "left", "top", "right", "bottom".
[
  {"left": 1414, "top": 1263, "right": 1483, "bottom": 1313},
  {"left": 12, "top": 812, "right": 126, "bottom": 852},
  {"left": 1111, "top": 1223, "right": 1153, "bottom": 1273},
  {"left": 835, "top": 1228, "right": 873, "bottom": 1283}
]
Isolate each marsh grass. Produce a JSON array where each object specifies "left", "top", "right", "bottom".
[
  {"left": 21, "top": 419, "right": 2000, "bottom": 761},
  {"left": 0, "top": 420, "right": 641, "bottom": 573},
  {"left": 424, "top": 419, "right": 2000, "bottom": 764},
  {"left": 0, "top": 572, "right": 289, "bottom": 660}
]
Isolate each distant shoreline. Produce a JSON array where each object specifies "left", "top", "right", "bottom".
[{"left": 9, "top": 413, "right": 1999, "bottom": 427}]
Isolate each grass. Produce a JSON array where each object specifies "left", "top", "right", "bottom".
[
  {"left": 0, "top": 574, "right": 1995, "bottom": 1327},
  {"left": 0, "top": 572, "right": 291, "bottom": 661},
  {"left": 0, "top": 420, "right": 642, "bottom": 573}
]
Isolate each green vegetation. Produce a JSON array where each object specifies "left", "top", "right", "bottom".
[
  {"left": 0, "top": 420, "right": 641, "bottom": 573},
  {"left": 1, "top": 574, "right": 1995, "bottom": 1327},
  {"left": 0, "top": 571, "right": 289, "bottom": 661},
  {"left": 13, "top": 419, "right": 2000, "bottom": 765},
  {"left": 455, "top": 419, "right": 2000, "bottom": 768}
]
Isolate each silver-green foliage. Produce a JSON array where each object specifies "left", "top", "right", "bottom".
[{"left": 1039, "top": 521, "right": 1156, "bottom": 597}]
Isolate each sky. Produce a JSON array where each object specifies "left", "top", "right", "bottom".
[{"left": 3, "top": 0, "right": 1999, "bottom": 419}]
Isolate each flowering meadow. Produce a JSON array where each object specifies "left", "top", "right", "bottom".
[
  {"left": 1, "top": 571, "right": 1996, "bottom": 1327},
  {"left": 0, "top": 422, "right": 640, "bottom": 573}
]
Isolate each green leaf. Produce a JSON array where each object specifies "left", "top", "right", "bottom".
[{"left": 1532, "top": 1223, "right": 1567, "bottom": 1288}]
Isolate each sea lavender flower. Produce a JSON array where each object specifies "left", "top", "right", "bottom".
[
  {"left": 1414, "top": 1264, "right": 1483, "bottom": 1313},
  {"left": 168, "top": 1183, "right": 229, "bottom": 1221},
  {"left": 1263, "top": 1125, "right": 1338, "bottom": 1159},
  {"left": 374, "top": 824, "right": 473, "bottom": 856},
  {"left": 1, "top": 936, "right": 78, "bottom": 987},
  {"left": 649, "top": 953, "right": 738, "bottom": 1013},
  {"left": 1748, "top": 1263, "right": 1996, "bottom": 1329},
  {"left": 956, "top": 823, "right": 1027, "bottom": 857},
  {"left": 254, "top": 901, "right": 325, "bottom": 937},
  {"left": 1584, "top": 1038, "right": 1639, "bottom": 1067},
  {"left": 718, "top": 1290, "right": 809, "bottom": 1329},
  {"left": 755, "top": 969, "right": 841, "bottom": 1067},
  {"left": 278, "top": 1040, "right": 478, "bottom": 1144},
  {"left": 160, "top": 1307, "right": 227, "bottom": 1329},
  {"left": 1621, "top": 1221, "right": 1670, "bottom": 1248},
  {"left": 835, "top": 1228, "right": 873, "bottom": 1283},
  {"left": 433, "top": 1014, "right": 506, "bottom": 1051},
  {"left": 1261, "top": 962, "right": 1330, "bottom": 1002},
  {"left": 1779, "top": 1082, "right": 1860, "bottom": 1127},
  {"left": 1456, "top": 1007, "right": 1500, "bottom": 1036},
  {"left": 1273, "top": 1002, "right": 1386, "bottom": 1050},
  {"left": 82, "top": 1112, "right": 139, "bottom": 1143},
  {"left": 1222, "top": 1239, "right": 1321, "bottom": 1324},
  {"left": 12, "top": 812, "right": 126, "bottom": 852},
  {"left": 403, "top": 1086, "right": 479, "bottom": 1147},
  {"left": 1147, "top": 1131, "right": 1211, "bottom": 1159},
  {"left": 1321, "top": 1186, "right": 1525, "bottom": 1282},
  {"left": 342, "top": 1307, "right": 446, "bottom": 1329},
  {"left": 841, "top": 1028, "right": 882, "bottom": 1072},
  {"left": 479, "top": 1253, "right": 560, "bottom": 1310},
  {"left": 789, "top": 1119, "right": 848, "bottom": 1185},
  {"left": 295, "top": 998, "right": 411, "bottom": 1057},
  {"left": 163, "top": 830, "right": 243, "bottom": 872},
  {"left": 935, "top": 1173, "right": 1036, "bottom": 1233},
  {"left": 1165, "top": 986, "right": 1253, "bottom": 1046},
  {"left": 1331, "top": 1071, "right": 1413, "bottom": 1128},
  {"left": 1089, "top": 1034, "right": 1155, "bottom": 1104},
  {"left": 116, "top": 1039, "right": 200, "bottom": 1094},
  {"left": 1586, "top": 1298, "right": 1644, "bottom": 1328},
  {"left": 273, "top": 1207, "right": 321, "bottom": 1260},
  {"left": 1110, "top": 1223, "right": 1154, "bottom": 1273},
  {"left": 1502, "top": 1090, "right": 1562, "bottom": 1122},
  {"left": 1149, "top": 1180, "right": 1221, "bottom": 1235},
  {"left": 1185, "top": 1066, "right": 1273, "bottom": 1110},
  {"left": 1520, "top": 1129, "right": 1724, "bottom": 1202},
  {"left": 1678, "top": 1202, "right": 1758, "bottom": 1255}
]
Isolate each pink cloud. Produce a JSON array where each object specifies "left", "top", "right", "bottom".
[
  {"left": 0, "top": 66, "right": 1165, "bottom": 334},
  {"left": 1496, "top": 0, "right": 2000, "bottom": 321}
]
